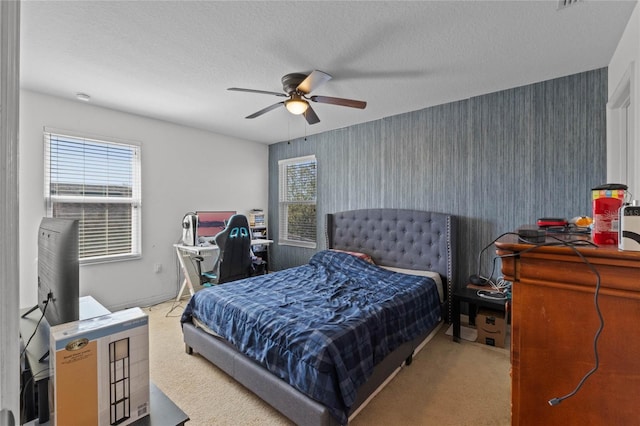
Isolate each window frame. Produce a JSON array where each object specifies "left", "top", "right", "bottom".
[
  {"left": 607, "top": 61, "right": 637, "bottom": 196},
  {"left": 44, "top": 128, "right": 142, "bottom": 264},
  {"left": 278, "top": 155, "right": 317, "bottom": 249}
]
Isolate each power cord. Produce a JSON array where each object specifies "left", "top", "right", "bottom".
[
  {"left": 471, "top": 232, "right": 513, "bottom": 286},
  {"left": 20, "top": 294, "right": 51, "bottom": 359},
  {"left": 476, "top": 289, "right": 507, "bottom": 300},
  {"left": 475, "top": 275, "right": 510, "bottom": 299},
  {"left": 545, "top": 235, "right": 603, "bottom": 406},
  {"left": 495, "top": 232, "right": 604, "bottom": 406}
]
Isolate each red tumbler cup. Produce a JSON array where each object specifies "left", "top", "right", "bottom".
[{"left": 591, "top": 183, "right": 627, "bottom": 245}]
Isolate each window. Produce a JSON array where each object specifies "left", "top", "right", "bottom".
[
  {"left": 44, "top": 130, "right": 141, "bottom": 262},
  {"left": 278, "top": 155, "right": 317, "bottom": 248}
]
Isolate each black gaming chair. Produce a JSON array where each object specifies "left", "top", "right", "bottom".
[{"left": 196, "top": 214, "right": 254, "bottom": 285}]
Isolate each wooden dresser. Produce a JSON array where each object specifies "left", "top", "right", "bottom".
[{"left": 495, "top": 234, "right": 640, "bottom": 425}]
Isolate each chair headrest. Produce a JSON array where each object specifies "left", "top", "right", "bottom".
[
  {"left": 226, "top": 214, "right": 249, "bottom": 229},
  {"left": 215, "top": 214, "right": 251, "bottom": 243}
]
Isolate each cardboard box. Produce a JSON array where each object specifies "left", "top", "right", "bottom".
[
  {"left": 476, "top": 308, "right": 506, "bottom": 348},
  {"left": 50, "top": 307, "right": 150, "bottom": 425}
]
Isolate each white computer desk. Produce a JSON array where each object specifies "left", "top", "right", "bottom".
[{"left": 173, "top": 239, "right": 273, "bottom": 301}]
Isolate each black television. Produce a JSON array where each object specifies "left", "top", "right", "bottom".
[{"left": 33, "top": 217, "right": 80, "bottom": 327}]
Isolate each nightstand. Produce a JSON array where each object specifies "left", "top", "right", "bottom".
[{"left": 452, "top": 286, "right": 509, "bottom": 343}]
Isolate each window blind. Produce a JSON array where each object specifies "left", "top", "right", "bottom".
[
  {"left": 278, "top": 155, "right": 317, "bottom": 248},
  {"left": 44, "top": 131, "right": 141, "bottom": 261}
]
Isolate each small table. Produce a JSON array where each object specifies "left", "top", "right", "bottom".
[
  {"left": 131, "top": 382, "right": 190, "bottom": 425},
  {"left": 452, "top": 287, "right": 509, "bottom": 343},
  {"left": 173, "top": 240, "right": 274, "bottom": 301}
]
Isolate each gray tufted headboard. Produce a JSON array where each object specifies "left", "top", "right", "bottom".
[{"left": 326, "top": 208, "right": 457, "bottom": 321}]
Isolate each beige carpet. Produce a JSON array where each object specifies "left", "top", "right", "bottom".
[{"left": 144, "top": 300, "right": 510, "bottom": 425}]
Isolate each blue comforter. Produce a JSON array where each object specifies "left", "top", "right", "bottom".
[{"left": 181, "top": 250, "right": 441, "bottom": 424}]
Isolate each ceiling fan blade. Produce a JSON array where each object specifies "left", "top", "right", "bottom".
[
  {"left": 310, "top": 95, "right": 367, "bottom": 109},
  {"left": 246, "top": 102, "right": 285, "bottom": 119},
  {"left": 297, "top": 70, "right": 332, "bottom": 94},
  {"left": 228, "top": 87, "right": 287, "bottom": 97},
  {"left": 303, "top": 106, "right": 320, "bottom": 125}
]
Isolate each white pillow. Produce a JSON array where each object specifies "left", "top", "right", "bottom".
[{"left": 378, "top": 265, "right": 444, "bottom": 303}]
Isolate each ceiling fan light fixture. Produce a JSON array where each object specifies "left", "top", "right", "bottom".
[
  {"left": 285, "top": 98, "right": 309, "bottom": 115},
  {"left": 230, "top": 70, "right": 364, "bottom": 124}
]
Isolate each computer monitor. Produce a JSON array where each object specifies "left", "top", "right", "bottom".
[{"left": 196, "top": 211, "right": 236, "bottom": 238}]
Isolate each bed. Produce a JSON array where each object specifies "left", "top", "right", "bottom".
[{"left": 181, "top": 208, "right": 457, "bottom": 425}]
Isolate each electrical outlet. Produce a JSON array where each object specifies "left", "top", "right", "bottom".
[{"left": 154, "top": 263, "right": 162, "bottom": 273}]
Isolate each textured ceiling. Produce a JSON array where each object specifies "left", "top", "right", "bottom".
[{"left": 20, "top": 1, "right": 637, "bottom": 144}]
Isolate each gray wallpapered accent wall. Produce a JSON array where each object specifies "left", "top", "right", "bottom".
[{"left": 267, "top": 68, "right": 607, "bottom": 292}]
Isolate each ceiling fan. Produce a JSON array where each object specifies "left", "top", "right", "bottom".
[{"left": 228, "top": 70, "right": 367, "bottom": 125}]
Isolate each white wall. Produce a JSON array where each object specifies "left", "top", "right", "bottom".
[
  {"left": 608, "top": 1, "right": 639, "bottom": 195},
  {"left": 609, "top": 3, "right": 639, "bottom": 88},
  {"left": 19, "top": 90, "right": 268, "bottom": 311},
  {"left": 1, "top": 1, "right": 21, "bottom": 420}
]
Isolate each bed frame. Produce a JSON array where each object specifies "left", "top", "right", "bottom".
[{"left": 183, "top": 208, "right": 457, "bottom": 425}]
